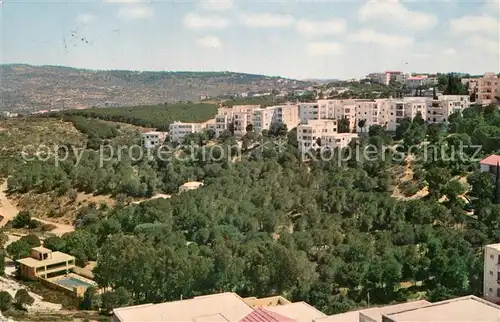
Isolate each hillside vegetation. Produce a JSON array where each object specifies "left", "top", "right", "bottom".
[
  {"left": 0, "top": 64, "right": 311, "bottom": 112},
  {"left": 2, "top": 104, "right": 500, "bottom": 315},
  {"left": 59, "top": 103, "right": 218, "bottom": 131}
]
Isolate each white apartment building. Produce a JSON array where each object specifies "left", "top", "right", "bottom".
[
  {"left": 253, "top": 104, "right": 299, "bottom": 134},
  {"left": 215, "top": 105, "right": 260, "bottom": 137},
  {"left": 140, "top": 131, "right": 167, "bottom": 149},
  {"left": 367, "top": 71, "right": 406, "bottom": 86},
  {"left": 169, "top": 121, "right": 202, "bottom": 143},
  {"left": 297, "top": 119, "right": 358, "bottom": 154},
  {"left": 355, "top": 100, "right": 379, "bottom": 133},
  {"left": 427, "top": 95, "right": 470, "bottom": 124},
  {"left": 484, "top": 243, "right": 500, "bottom": 304}
]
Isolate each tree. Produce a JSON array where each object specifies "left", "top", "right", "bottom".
[
  {"left": 12, "top": 211, "right": 31, "bottom": 229},
  {"left": 6, "top": 240, "right": 31, "bottom": 260},
  {"left": 269, "top": 122, "right": 288, "bottom": 137},
  {"left": 0, "top": 291, "right": 12, "bottom": 312},
  {"left": 246, "top": 124, "right": 254, "bottom": 132},
  {"left": 14, "top": 289, "right": 34, "bottom": 310},
  {"left": 43, "top": 236, "right": 66, "bottom": 252},
  {"left": 338, "top": 118, "right": 350, "bottom": 133},
  {"left": 468, "top": 171, "right": 495, "bottom": 201},
  {"left": 80, "top": 287, "right": 101, "bottom": 310},
  {"left": 0, "top": 251, "right": 5, "bottom": 276},
  {"left": 100, "top": 287, "right": 132, "bottom": 313},
  {"left": 358, "top": 119, "right": 367, "bottom": 133}
]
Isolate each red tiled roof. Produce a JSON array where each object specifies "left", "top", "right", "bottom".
[
  {"left": 480, "top": 155, "right": 500, "bottom": 166},
  {"left": 240, "top": 308, "right": 296, "bottom": 322}
]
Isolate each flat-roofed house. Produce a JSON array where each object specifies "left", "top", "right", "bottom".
[
  {"left": 314, "top": 300, "right": 430, "bottom": 322},
  {"left": 17, "top": 246, "right": 76, "bottom": 280},
  {"left": 382, "top": 295, "right": 500, "bottom": 322},
  {"left": 179, "top": 181, "right": 203, "bottom": 193}
]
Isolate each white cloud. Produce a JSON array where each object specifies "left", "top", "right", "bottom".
[
  {"left": 359, "top": 0, "right": 438, "bottom": 31},
  {"left": 197, "top": 36, "right": 222, "bottom": 48},
  {"left": 75, "top": 13, "right": 97, "bottom": 25},
  {"left": 467, "top": 35, "right": 499, "bottom": 54},
  {"left": 443, "top": 48, "right": 457, "bottom": 55},
  {"left": 307, "top": 42, "right": 344, "bottom": 56},
  {"left": 297, "top": 18, "right": 346, "bottom": 37},
  {"left": 450, "top": 15, "right": 499, "bottom": 36},
  {"left": 117, "top": 5, "right": 154, "bottom": 19},
  {"left": 350, "top": 29, "right": 414, "bottom": 48},
  {"left": 183, "top": 13, "right": 230, "bottom": 29},
  {"left": 199, "top": 0, "right": 233, "bottom": 11},
  {"left": 241, "top": 13, "right": 294, "bottom": 28}
]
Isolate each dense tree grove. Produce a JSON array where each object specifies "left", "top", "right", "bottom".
[
  {"left": 55, "top": 103, "right": 218, "bottom": 131},
  {"left": 3, "top": 103, "right": 500, "bottom": 314}
]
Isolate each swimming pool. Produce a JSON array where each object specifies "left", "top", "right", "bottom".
[{"left": 55, "top": 277, "right": 94, "bottom": 288}]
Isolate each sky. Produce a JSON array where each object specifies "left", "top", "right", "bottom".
[{"left": 1, "top": 0, "right": 499, "bottom": 79}]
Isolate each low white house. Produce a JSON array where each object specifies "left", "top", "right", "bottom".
[{"left": 140, "top": 131, "right": 167, "bottom": 149}]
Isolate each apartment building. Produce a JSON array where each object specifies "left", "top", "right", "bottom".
[
  {"left": 474, "top": 73, "right": 500, "bottom": 106},
  {"left": 253, "top": 104, "right": 299, "bottom": 134},
  {"left": 356, "top": 100, "right": 379, "bottom": 133},
  {"left": 140, "top": 131, "right": 167, "bottom": 149},
  {"left": 215, "top": 105, "right": 261, "bottom": 137},
  {"left": 17, "top": 246, "right": 76, "bottom": 280},
  {"left": 367, "top": 71, "right": 406, "bottom": 86},
  {"left": 169, "top": 122, "right": 202, "bottom": 143},
  {"left": 484, "top": 243, "right": 500, "bottom": 303},
  {"left": 297, "top": 119, "right": 358, "bottom": 153},
  {"left": 427, "top": 95, "right": 470, "bottom": 124}
]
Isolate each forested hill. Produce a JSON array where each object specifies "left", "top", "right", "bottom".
[{"left": 0, "top": 64, "right": 311, "bottom": 112}]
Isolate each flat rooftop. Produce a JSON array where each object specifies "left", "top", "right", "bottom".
[
  {"left": 384, "top": 296, "right": 500, "bottom": 321},
  {"left": 113, "top": 292, "right": 254, "bottom": 322},
  {"left": 31, "top": 246, "right": 52, "bottom": 253},
  {"left": 17, "top": 251, "right": 75, "bottom": 268},
  {"left": 266, "top": 302, "right": 327, "bottom": 321},
  {"left": 314, "top": 300, "right": 429, "bottom": 322}
]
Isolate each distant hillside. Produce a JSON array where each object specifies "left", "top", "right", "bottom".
[{"left": 0, "top": 64, "right": 311, "bottom": 112}]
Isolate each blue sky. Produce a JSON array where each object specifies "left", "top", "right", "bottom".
[{"left": 1, "top": 0, "right": 499, "bottom": 79}]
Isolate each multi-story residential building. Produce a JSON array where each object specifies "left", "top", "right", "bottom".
[
  {"left": 168, "top": 122, "right": 202, "bottom": 143},
  {"left": 484, "top": 243, "right": 500, "bottom": 304},
  {"left": 140, "top": 131, "right": 167, "bottom": 148},
  {"left": 299, "top": 102, "right": 321, "bottom": 124},
  {"left": 17, "top": 246, "right": 76, "bottom": 280},
  {"left": 405, "top": 75, "right": 428, "bottom": 89},
  {"left": 297, "top": 119, "right": 358, "bottom": 153},
  {"left": 427, "top": 95, "right": 470, "bottom": 124},
  {"left": 215, "top": 105, "right": 261, "bottom": 137},
  {"left": 367, "top": 71, "right": 406, "bottom": 86},
  {"left": 356, "top": 100, "right": 380, "bottom": 133},
  {"left": 252, "top": 104, "right": 299, "bottom": 134},
  {"left": 473, "top": 73, "right": 500, "bottom": 106}
]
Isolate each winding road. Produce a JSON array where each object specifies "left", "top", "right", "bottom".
[{"left": 0, "top": 181, "right": 74, "bottom": 236}]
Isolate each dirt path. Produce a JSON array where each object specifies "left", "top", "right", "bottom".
[
  {"left": 0, "top": 181, "right": 75, "bottom": 236},
  {"left": 0, "top": 181, "right": 18, "bottom": 227}
]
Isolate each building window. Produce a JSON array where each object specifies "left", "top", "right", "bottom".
[
  {"left": 497, "top": 288, "right": 500, "bottom": 297},
  {"left": 491, "top": 271, "right": 494, "bottom": 276},
  {"left": 490, "top": 288, "right": 494, "bottom": 293},
  {"left": 491, "top": 254, "right": 495, "bottom": 260}
]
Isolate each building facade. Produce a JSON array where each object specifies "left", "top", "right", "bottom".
[
  {"left": 17, "top": 246, "right": 76, "bottom": 280},
  {"left": 140, "top": 131, "right": 167, "bottom": 149},
  {"left": 297, "top": 119, "right": 358, "bottom": 154},
  {"left": 474, "top": 73, "right": 500, "bottom": 106},
  {"left": 169, "top": 122, "right": 202, "bottom": 143}
]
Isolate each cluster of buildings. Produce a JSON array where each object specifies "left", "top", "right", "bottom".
[
  {"left": 463, "top": 72, "right": 500, "bottom": 106},
  {"left": 365, "top": 71, "right": 438, "bottom": 89},
  {"left": 140, "top": 94, "right": 471, "bottom": 154},
  {"left": 112, "top": 291, "right": 499, "bottom": 322},
  {"left": 296, "top": 94, "right": 469, "bottom": 153}
]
